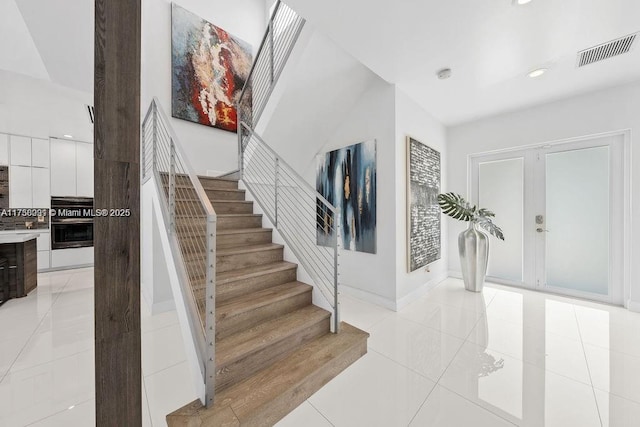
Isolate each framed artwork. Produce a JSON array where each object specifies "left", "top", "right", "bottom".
[
  {"left": 407, "top": 136, "right": 441, "bottom": 271},
  {"left": 171, "top": 3, "right": 252, "bottom": 132},
  {"left": 316, "top": 140, "right": 377, "bottom": 254}
]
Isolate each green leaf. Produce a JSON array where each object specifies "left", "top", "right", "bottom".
[
  {"left": 476, "top": 217, "right": 505, "bottom": 241},
  {"left": 437, "top": 193, "right": 474, "bottom": 222}
]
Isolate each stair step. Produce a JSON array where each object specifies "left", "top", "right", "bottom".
[
  {"left": 166, "top": 323, "right": 369, "bottom": 427},
  {"left": 217, "top": 227, "right": 272, "bottom": 249},
  {"left": 198, "top": 176, "right": 239, "bottom": 190},
  {"left": 211, "top": 200, "right": 253, "bottom": 214},
  {"left": 212, "top": 281, "right": 312, "bottom": 340},
  {"left": 215, "top": 305, "right": 330, "bottom": 392},
  {"left": 206, "top": 188, "right": 246, "bottom": 201},
  {"left": 217, "top": 214, "right": 262, "bottom": 230},
  {"left": 189, "top": 261, "right": 297, "bottom": 303},
  {"left": 216, "top": 243, "right": 283, "bottom": 273}
]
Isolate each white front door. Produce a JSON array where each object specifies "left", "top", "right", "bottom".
[{"left": 470, "top": 132, "right": 627, "bottom": 304}]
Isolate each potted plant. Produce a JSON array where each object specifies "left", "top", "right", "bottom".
[{"left": 437, "top": 193, "right": 504, "bottom": 292}]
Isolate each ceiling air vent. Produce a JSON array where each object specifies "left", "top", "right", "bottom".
[{"left": 577, "top": 33, "right": 637, "bottom": 67}]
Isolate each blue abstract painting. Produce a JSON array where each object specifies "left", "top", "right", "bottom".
[{"left": 316, "top": 140, "right": 377, "bottom": 254}]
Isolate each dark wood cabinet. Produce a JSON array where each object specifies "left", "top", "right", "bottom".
[{"left": 0, "top": 235, "right": 38, "bottom": 300}]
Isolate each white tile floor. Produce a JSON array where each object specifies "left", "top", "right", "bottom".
[{"left": 2, "top": 270, "right": 640, "bottom": 426}]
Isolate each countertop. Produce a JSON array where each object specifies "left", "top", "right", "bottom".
[{"left": 0, "top": 233, "right": 40, "bottom": 244}]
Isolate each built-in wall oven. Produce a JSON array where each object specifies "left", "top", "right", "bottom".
[{"left": 51, "top": 197, "right": 94, "bottom": 250}]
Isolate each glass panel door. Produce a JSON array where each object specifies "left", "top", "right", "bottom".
[
  {"left": 478, "top": 158, "right": 525, "bottom": 283},
  {"left": 542, "top": 146, "right": 610, "bottom": 295}
]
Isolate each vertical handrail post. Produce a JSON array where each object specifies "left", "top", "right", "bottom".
[
  {"left": 205, "top": 214, "right": 217, "bottom": 407},
  {"left": 274, "top": 157, "right": 279, "bottom": 227},
  {"left": 269, "top": 20, "right": 275, "bottom": 84},
  {"left": 169, "top": 139, "right": 176, "bottom": 233},
  {"left": 152, "top": 103, "right": 158, "bottom": 172},
  {"left": 333, "top": 212, "right": 340, "bottom": 333}
]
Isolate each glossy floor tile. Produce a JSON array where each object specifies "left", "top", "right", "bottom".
[{"left": 3, "top": 269, "right": 640, "bottom": 426}]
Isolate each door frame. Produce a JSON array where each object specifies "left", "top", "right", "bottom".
[{"left": 467, "top": 129, "right": 632, "bottom": 306}]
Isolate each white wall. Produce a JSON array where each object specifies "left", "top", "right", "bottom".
[
  {"left": 141, "top": 0, "right": 266, "bottom": 175},
  {"left": 447, "top": 80, "right": 640, "bottom": 308},
  {"left": 319, "top": 81, "right": 397, "bottom": 305},
  {"left": 0, "top": 70, "right": 93, "bottom": 142},
  {"left": 394, "top": 89, "right": 448, "bottom": 306}
]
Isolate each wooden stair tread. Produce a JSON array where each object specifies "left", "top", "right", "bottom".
[
  {"left": 216, "top": 305, "right": 330, "bottom": 367},
  {"left": 217, "top": 214, "right": 261, "bottom": 218},
  {"left": 216, "top": 261, "right": 296, "bottom": 284},
  {"left": 217, "top": 243, "right": 283, "bottom": 257},
  {"left": 167, "top": 322, "right": 368, "bottom": 426},
  {"left": 217, "top": 227, "right": 271, "bottom": 236},
  {"left": 214, "top": 281, "right": 311, "bottom": 316},
  {"left": 198, "top": 176, "right": 238, "bottom": 182}
]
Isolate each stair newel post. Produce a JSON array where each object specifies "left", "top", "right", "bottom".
[
  {"left": 269, "top": 18, "right": 275, "bottom": 85},
  {"left": 205, "top": 213, "right": 217, "bottom": 408},
  {"left": 274, "top": 156, "right": 279, "bottom": 227},
  {"left": 152, "top": 102, "right": 158, "bottom": 174},
  {"left": 169, "top": 138, "right": 176, "bottom": 233},
  {"left": 333, "top": 209, "right": 340, "bottom": 333}
]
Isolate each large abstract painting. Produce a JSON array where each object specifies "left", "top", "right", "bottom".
[
  {"left": 407, "top": 136, "right": 441, "bottom": 271},
  {"left": 171, "top": 4, "right": 252, "bottom": 132},
  {"left": 316, "top": 141, "right": 376, "bottom": 254}
]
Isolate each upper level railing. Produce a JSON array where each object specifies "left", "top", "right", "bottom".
[
  {"left": 240, "top": 123, "right": 341, "bottom": 332},
  {"left": 142, "top": 98, "right": 217, "bottom": 407},
  {"left": 237, "top": 0, "right": 305, "bottom": 134}
]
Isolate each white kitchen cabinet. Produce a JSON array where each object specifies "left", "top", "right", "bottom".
[
  {"left": 0, "top": 134, "right": 8, "bottom": 165},
  {"left": 31, "top": 138, "right": 50, "bottom": 168},
  {"left": 36, "top": 232, "right": 50, "bottom": 251},
  {"left": 10, "top": 135, "right": 31, "bottom": 166},
  {"left": 51, "top": 247, "right": 93, "bottom": 268},
  {"left": 75, "top": 142, "right": 93, "bottom": 197},
  {"left": 50, "top": 139, "right": 77, "bottom": 196},
  {"left": 31, "top": 167, "right": 51, "bottom": 208},
  {"left": 9, "top": 165, "right": 32, "bottom": 208},
  {"left": 37, "top": 250, "right": 51, "bottom": 270}
]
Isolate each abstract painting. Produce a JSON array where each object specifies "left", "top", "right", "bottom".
[
  {"left": 171, "top": 4, "right": 252, "bottom": 132},
  {"left": 316, "top": 140, "right": 376, "bottom": 254},
  {"left": 407, "top": 136, "right": 441, "bottom": 271}
]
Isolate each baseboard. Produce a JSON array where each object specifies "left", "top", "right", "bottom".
[
  {"left": 627, "top": 300, "right": 640, "bottom": 313},
  {"left": 448, "top": 270, "right": 462, "bottom": 279},
  {"left": 395, "top": 273, "right": 449, "bottom": 311},
  {"left": 151, "top": 298, "right": 176, "bottom": 315},
  {"left": 339, "top": 284, "right": 398, "bottom": 311}
]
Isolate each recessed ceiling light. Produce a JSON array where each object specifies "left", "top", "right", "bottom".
[
  {"left": 63, "top": 134, "right": 73, "bottom": 138},
  {"left": 528, "top": 68, "right": 547, "bottom": 78},
  {"left": 514, "top": 0, "right": 533, "bottom": 5}
]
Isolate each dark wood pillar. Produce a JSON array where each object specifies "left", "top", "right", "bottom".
[{"left": 94, "top": 0, "right": 142, "bottom": 425}]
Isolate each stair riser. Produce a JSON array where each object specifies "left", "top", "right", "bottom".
[
  {"left": 215, "top": 267, "right": 297, "bottom": 304},
  {"left": 216, "top": 290, "right": 311, "bottom": 340},
  {"left": 199, "top": 179, "right": 239, "bottom": 191},
  {"left": 211, "top": 202, "right": 253, "bottom": 214},
  {"left": 216, "top": 247, "right": 283, "bottom": 273},
  {"left": 217, "top": 216, "right": 262, "bottom": 230},
  {"left": 241, "top": 336, "right": 368, "bottom": 426},
  {"left": 215, "top": 316, "right": 329, "bottom": 393},
  {"left": 206, "top": 189, "right": 245, "bottom": 201},
  {"left": 217, "top": 230, "right": 272, "bottom": 249}
]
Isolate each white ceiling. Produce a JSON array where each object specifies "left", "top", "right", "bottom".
[
  {"left": 1, "top": 0, "right": 639, "bottom": 127},
  {"left": 287, "top": 0, "right": 640, "bottom": 125},
  {"left": 0, "top": 0, "right": 93, "bottom": 93}
]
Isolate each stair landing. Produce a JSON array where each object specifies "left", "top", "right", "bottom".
[{"left": 167, "top": 323, "right": 368, "bottom": 427}]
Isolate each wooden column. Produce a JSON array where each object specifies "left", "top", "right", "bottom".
[{"left": 94, "top": 0, "right": 142, "bottom": 425}]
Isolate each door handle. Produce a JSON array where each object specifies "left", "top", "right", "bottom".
[{"left": 536, "top": 228, "right": 549, "bottom": 233}]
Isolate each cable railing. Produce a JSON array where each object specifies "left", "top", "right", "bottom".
[
  {"left": 142, "top": 98, "right": 217, "bottom": 407},
  {"left": 240, "top": 123, "right": 341, "bottom": 332},
  {"left": 237, "top": 0, "right": 305, "bottom": 138}
]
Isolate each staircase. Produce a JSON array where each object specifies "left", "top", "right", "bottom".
[{"left": 162, "top": 174, "right": 368, "bottom": 426}]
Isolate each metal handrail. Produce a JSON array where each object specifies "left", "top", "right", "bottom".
[
  {"left": 142, "top": 98, "right": 217, "bottom": 407},
  {"left": 237, "top": 0, "right": 306, "bottom": 158},
  {"left": 240, "top": 123, "right": 341, "bottom": 332}
]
